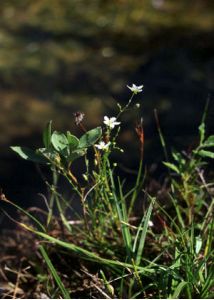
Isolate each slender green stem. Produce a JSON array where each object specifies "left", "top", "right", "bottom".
[
  {"left": 154, "top": 109, "right": 169, "bottom": 163},
  {"left": 47, "top": 166, "right": 58, "bottom": 226},
  {"left": 117, "top": 93, "right": 135, "bottom": 119}
]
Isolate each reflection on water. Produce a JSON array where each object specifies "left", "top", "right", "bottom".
[{"left": 0, "top": 0, "right": 213, "bottom": 216}]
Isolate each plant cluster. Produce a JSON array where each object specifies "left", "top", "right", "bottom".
[{"left": 1, "top": 84, "right": 213, "bottom": 299}]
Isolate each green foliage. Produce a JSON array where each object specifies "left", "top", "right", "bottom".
[
  {"left": 66, "top": 131, "right": 79, "bottom": 150},
  {"left": 79, "top": 127, "right": 102, "bottom": 148},
  {"left": 51, "top": 131, "right": 68, "bottom": 152},
  {"left": 11, "top": 146, "right": 47, "bottom": 164},
  {"left": 163, "top": 161, "right": 179, "bottom": 174},
  {"left": 11, "top": 124, "right": 102, "bottom": 168},
  {"left": 4, "top": 91, "right": 214, "bottom": 298},
  {"left": 202, "top": 135, "right": 214, "bottom": 147},
  {"left": 134, "top": 197, "right": 155, "bottom": 266},
  {"left": 43, "top": 120, "right": 52, "bottom": 150},
  {"left": 197, "top": 149, "right": 214, "bottom": 159}
]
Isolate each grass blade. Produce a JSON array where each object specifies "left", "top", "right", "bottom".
[
  {"left": 135, "top": 197, "right": 155, "bottom": 266},
  {"left": 118, "top": 177, "right": 132, "bottom": 255},
  {"left": 171, "top": 281, "right": 187, "bottom": 299},
  {"left": 39, "top": 245, "right": 70, "bottom": 299},
  {"left": 2, "top": 198, "right": 46, "bottom": 232},
  {"left": 24, "top": 225, "right": 155, "bottom": 274},
  {"left": 107, "top": 161, "right": 132, "bottom": 259}
]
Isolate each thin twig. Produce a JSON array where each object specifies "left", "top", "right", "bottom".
[
  {"left": 13, "top": 261, "right": 22, "bottom": 299},
  {"left": 81, "top": 268, "right": 112, "bottom": 299}
]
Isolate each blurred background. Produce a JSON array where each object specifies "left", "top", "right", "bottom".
[{"left": 0, "top": 0, "right": 213, "bottom": 215}]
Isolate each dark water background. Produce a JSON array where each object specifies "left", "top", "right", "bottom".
[{"left": 0, "top": 0, "right": 213, "bottom": 226}]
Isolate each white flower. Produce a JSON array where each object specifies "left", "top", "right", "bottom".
[
  {"left": 127, "top": 84, "right": 144, "bottom": 94},
  {"left": 95, "top": 141, "right": 110, "bottom": 150},
  {"left": 148, "top": 220, "right": 154, "bottom": 227},
  {"left": 103, "top": 116, "right": 120, "bottom": 129}
]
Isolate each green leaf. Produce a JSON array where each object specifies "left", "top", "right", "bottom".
[
  {"left": 171, "top": 281, "right": 188, "bottom": 299},
  {"left": 79, "top": 127, "right": 102, "bottom": 148},
  {"left": 172, "top": 150, "right": 185, "bottom": 166},
  {"left": 66, "top": 131, "right": 79, "bottom": 151},
  {"left": 134, "top": 197, "right": 155, "bottom": 266},
  {"left": 51, "top": 131, "right": 68, "bottom": 152},
  {"left": 36, "top": 148, "right": 58, "bottom": 163},
  {"left": 11, "top": 146, "right": 47, "bottom": 163},
  {"left": 199, "top": 122, "right": 205, "bottom": 145},
  {"left": 61, "top": 147, "right": 70, "bottom": 160},
  {"left": 68, "top": 149, "right": 86, "bottom": 162},
  {"left": 163, "top": 162, "right": 180, "bottom": 174},
  {"left": 203, "top": 135, "right": 214, "bottom": 148},
  {"left": 43, "top": 120, "right": 52, "bottom": 149},
  {"left": 198, "top": 149, "right": 214, "bottom": 159}
]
